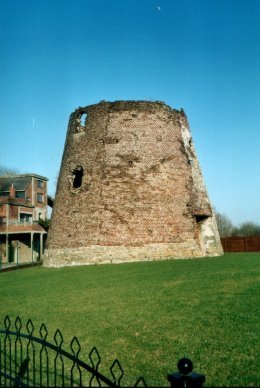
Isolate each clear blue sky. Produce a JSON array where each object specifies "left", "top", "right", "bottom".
[{"left": 0, "top": 0, "right": 259, "bottom": 225}]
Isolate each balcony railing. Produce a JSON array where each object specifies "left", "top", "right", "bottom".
[{"left": 0, "top": 219, "right": 34, "bottom": 226}]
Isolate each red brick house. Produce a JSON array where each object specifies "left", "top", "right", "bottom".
[{"left": 0, "top": 174, "right": 51, "bottom": 265}]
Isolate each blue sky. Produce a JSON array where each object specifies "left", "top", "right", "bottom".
[{"left": 0, "top": 0, "right": 259, "bottom": 225}]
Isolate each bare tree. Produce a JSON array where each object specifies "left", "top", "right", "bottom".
[
  {"left": 215, "top": 212, "right": 234, "bottom": 237},
  {"left": 232, "top": 222, "right": 260, "bottom": 236},
  {"left": 0, "top": 165, "right": 19, "bottom": 176}
]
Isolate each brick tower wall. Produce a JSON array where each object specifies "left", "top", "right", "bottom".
[{"left": 44, "top": 101, "right": 223, "bottom": 267}]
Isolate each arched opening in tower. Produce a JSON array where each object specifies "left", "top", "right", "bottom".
[{"left": 80, "top": 112, "right": 88, "bottom": 126}]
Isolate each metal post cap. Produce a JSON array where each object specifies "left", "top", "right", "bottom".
[{"left": 177, "top": 358, "right": 193, "bottom": 375}]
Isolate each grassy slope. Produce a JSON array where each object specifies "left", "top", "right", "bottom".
[{"left": 0, "top": 253, "right": 259, "bottom": 387}]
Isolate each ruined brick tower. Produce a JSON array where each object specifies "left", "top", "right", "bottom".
[{"left": 44, "top": 101, "right": 223, "bottom": 267}]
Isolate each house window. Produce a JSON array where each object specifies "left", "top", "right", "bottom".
[
  {"left": 15, "top": 191, "right": 25, "bottom": 199},
  {"left": 37, "top": 193, "right": 44, "bottom": 203},
  {"left": 20, "top": 213, "right": 32, "bottom": 223},
  {"left": 37, "top": 180, "right": 43, "bottom": 188}
]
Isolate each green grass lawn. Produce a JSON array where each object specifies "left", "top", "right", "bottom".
[{"left": 0, "top": 253, "right": 259, "bottom": 387}]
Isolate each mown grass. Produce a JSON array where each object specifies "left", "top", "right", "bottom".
[{"left": 0, "top": 253, "right": 259, "bottom": 387}]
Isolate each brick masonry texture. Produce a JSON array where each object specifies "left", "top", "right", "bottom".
[{"left": 44, "top": 101, "right": 223, "bottom": 267}]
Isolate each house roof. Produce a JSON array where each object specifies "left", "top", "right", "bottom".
[
  {"left": 0, "top": 197, "right": 34, "bottom": 208},
  {"left": 0, "top": 174, "right": 48, "bottom": 192}
]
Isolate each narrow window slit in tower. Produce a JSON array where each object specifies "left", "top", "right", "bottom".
[{"left": 72, "top": 166, "right": 83, "bottom": 188}]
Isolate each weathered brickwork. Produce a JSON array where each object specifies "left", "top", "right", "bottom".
[{"left": 44, "top": 101, "right": 223, "bottom": 267}]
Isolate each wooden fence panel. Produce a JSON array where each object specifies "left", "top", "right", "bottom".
[
  {"left": 246, "top": 236, "right": 260, "bottom": 252},
  {"left": 221, "top": 236, "right": 260, "bottom": 252}
]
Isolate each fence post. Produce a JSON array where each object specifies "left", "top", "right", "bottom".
[
  {"left": 244, "top": 236, "right": 247, "bottom": 252},
  {"left": 167, "top": 358, "right": 205, "bottom": 388}
]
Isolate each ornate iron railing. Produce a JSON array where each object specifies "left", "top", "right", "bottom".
[{"left": 0, "top": 316, "right": 147, "bottom": 387}]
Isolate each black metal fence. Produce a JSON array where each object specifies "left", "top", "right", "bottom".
[
  {"left": 0, "top": 316, "right": 205, "bottom": 387},
  {"left": 0, "top": 316, "right": 147, "bottom": 387}
]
